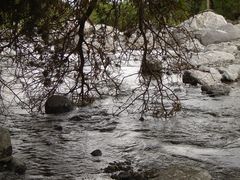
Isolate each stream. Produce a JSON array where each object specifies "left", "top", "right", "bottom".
[{"left": 1, "top": 61, "right": 240, "bottom": 179}]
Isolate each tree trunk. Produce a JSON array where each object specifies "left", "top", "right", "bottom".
[{"left": 206, "top": 0, "right": 210, "bottom": 9}]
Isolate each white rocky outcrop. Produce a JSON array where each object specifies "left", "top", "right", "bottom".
[
  {"left": 181, "top": 11, "right": 240, "bottom": 45},
  {"left": 190, "top": 51, "right": 236, "bottom": 67},
  {"left": 182, "top": 11, "right": 227, "bottom": 31}
]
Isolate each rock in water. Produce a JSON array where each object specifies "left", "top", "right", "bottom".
[
  {"left": 0, "top": 127, "right": 12, "bottom": 163},
  {"left": 201, "top": 84, "right": 231, "bottom": 96},
  {"left": 91, "top": 149, "right": 102, "bottom": 156},
  {"left": 9, "top": 157, "right": 26, "bottom": 174},
  {"left": 45, "top": 95, "right": 74, "bottom": 114},
  {"left": 182, "top": 68, "right": 222, "bottom": 86},
  {"left": 157, "top": 165, "right": 212, "bottom": 180}
]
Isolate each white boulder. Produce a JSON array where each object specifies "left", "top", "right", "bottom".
[
  {"left": 190, "top": 51, "right": 236, "bottom": 66},
  {"left": 182, "top": 11, "right": 227, "bottom": 31}
]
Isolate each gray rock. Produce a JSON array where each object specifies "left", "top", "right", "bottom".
[
  {"left": 182, "top": 70, "right": 199, "bottom": 85},
  {"left": 9, "top": 157, "right": 26, "bottom": 174},
  {"left": 45, "top": 95, "right": 74, "bottom": 114},
  {"left": 201, "top": 84, "right": 231, "bottom": 96},
  {"left": 141, "top": 54, "right": 162, "bottom": 76},
  {"left": 205, "top": 42, "right": 238, "bottom": 54},
  {"left": 199, "top": 25, "right": 240, "bottom": 45},
  {"left": 218, "top": 64, "right": 240, "bottom": 82},
  {"left": 91, "top": 149, "right": 102, "bottom": 156},
  {"left": 183, "top": 68, "right": 222, "bottom": 86},
  {"left": 0, "top": 127, "right": 12, "bottom": 162},
  {"left": 190, "top": 51, "right": 235, "bottom": 67},
  {"left": 155, "top": 165, "right": 212, "bottom": 180},
  {"left": 182, "top": 11, "right": 227, "bottom": 31},
  {"left": 181, "top": 11, "right": 240, "bottom": 45}
]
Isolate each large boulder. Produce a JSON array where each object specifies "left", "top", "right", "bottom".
[
  {"left": 0, "top": 127, "right": 12, "bottom": 163},
  {"left": 181, "top": 11, "right": 240, "bottom": 45},
  {"left": 199, "top": 24, "right": 240, "bottom": 45},
  {"left": 0, "top": 128, "right": 26, "bottom": 174},
  {"left": 190, "top": 51, "right": 235, "bottom": 67},
  {"left": 183, "top": 68, "right": 222, "bottom": 86},
  {"left": 182, "top": 11, "right": 227, "bottom": 31},
  {"left": 205, "top": 42, "right": 238, "bottom": 54},
  {"left": 45, "top": 95, "right": 74, "bottom": 114},
  {"left": 218, "top": 64, "right": 240, "bottom": 82}
]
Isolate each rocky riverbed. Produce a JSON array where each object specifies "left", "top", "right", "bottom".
[
  {"left": 1, "top": 11, "right": 240, "bottom": 180},
  {"left": 1, "top": 70, "right": 240, "bottom": 180}
]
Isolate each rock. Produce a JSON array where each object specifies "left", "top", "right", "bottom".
[
  {"left": 190, "top": 51, "right": 235, "bottom": 67},
  {"left": 181, "top": 11, "right": 240, "bottom": 45},
  {"left": 218, "top": 64, "right": 240, "bottom": 82},
  {"left": 141, "top": 54, "right": 162, "bottom": 76},
  {"left": 45, "top": 95, "right": 74, "bottom": 114},
  {"left": 199, "top": 24, "right": 240, "bottom": 45},
  {"left": 91, "top": 149, "right": 102, "bottom": 156},
  {"left": 0, "top": 128, "right": 26, "bottom": 175},
  {"left": 183, "top": 68, "right": 222, "bottom": 86},
  {"left": 9, "top": 157, "right": 26, "bottom": 175},
  {"left": 182, "top": 11, "right": 227, "bottom": 31},
  {"left": 184, "top": 38, "right": 205, "bottom": 52},
  {"left": 156, "top": 165, "right": 212, "bottom": 180},
  {"left": 0, "top": 127, "right": 12, "bottom": 163},
  {"left": 53, "top": 125, "right": 63, "bottom": 131},
  {"left": 182, "top": 70, "right": 199, "bottom": 86},
  {"left": 201, "top": 83, "right": 231, "bottom": 96},
  {"left": 205, "top": 42, "right": 238, "bottom": 54}
]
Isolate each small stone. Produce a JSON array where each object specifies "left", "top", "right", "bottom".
[
  {"left": 91, "top": 149, "right": 102, "bottom": 156},
  {"left": 139, "top": 117, "right": 144, "bottom": 121},
  {"left": 53, "top": 125, "right": 63, "bottom": 131}
]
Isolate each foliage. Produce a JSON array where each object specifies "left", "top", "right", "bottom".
[
  {"left": 212, "top": 0, "right": 240, "bottom": 20},
  {"left": 91, "top": 1, "right": 138, "bottom": 31}
]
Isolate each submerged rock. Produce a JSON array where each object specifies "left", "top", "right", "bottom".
[
  {"left": 201, "top": 84, "right": 231, "bottom": 96},
  {"left": 9, "top": 157, "right": 26, "bottom": 175},
  {"left": 0, "top": 128, "right": 26, "bottom": 175},
  {"left": 155, "top": 165, "right": 212, "bottom": 180},
  {"left": 45, "top": 95, "right": 74, "bottom": 114},
  {"left": 0, "top": 127, "right": 12, "bottom": 163}
]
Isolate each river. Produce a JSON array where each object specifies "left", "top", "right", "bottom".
[{"left": 1, "top": 60, "right": 240, "bottom": 179}]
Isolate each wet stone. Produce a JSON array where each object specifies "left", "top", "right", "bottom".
[
  {"left": 201, "top": 84, "right": 231, "bottom": 96},
  {"left": 9, "top": 157, "right": 26, "bottom": 175},
  {"left": 53, "top": 125, "right": 63, "bottom": 131},
  {"left": 45, "top": 95, "right": 74, "bottom": 114},
  {"left": 0, "top": 127, "right": 12, "bottom": 162},
  {"left": 104, "top": 161, "right": 147, "bottom": 180},
  {"left": 155, "top": 165, "right": 212, "bottom": 180},
  {"left": 91, "top": 149, "right": 102, "bottom": 156}
]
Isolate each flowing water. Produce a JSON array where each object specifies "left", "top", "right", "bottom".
[{"left": 1, "top": 61, "right": 240, "bottom": 179}]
